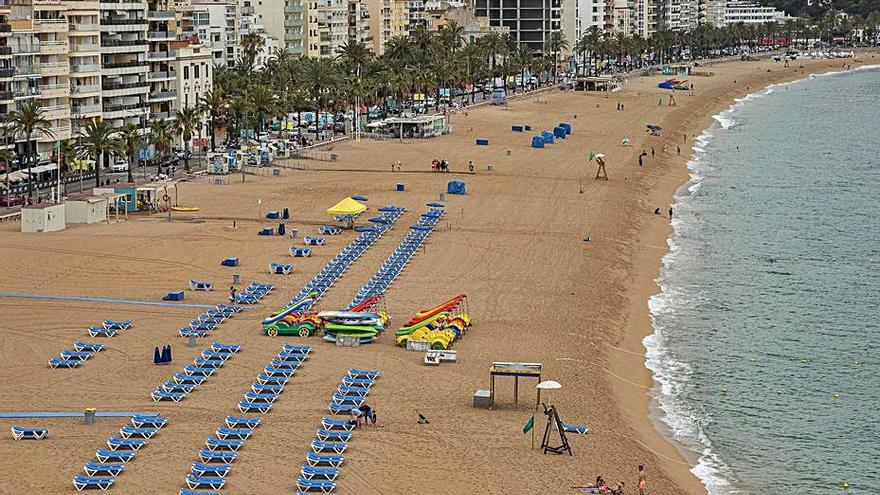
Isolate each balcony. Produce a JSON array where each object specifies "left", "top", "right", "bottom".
[
  {"left": 14, "top": 88, "right": 41, "bottom": 99},
  {"left": 147, "top": 50, "right": 176, "bottom": 61},
  {"left": 0, "top": 67, "right": 13, "bottom": 78},
  {"left": 33, "top": 18, "right": 68, "bottom": 32},
  {"left": 0, "top": 23, "right": 12, "bottom": 34},
  {"left": 70, "top": 43, "right": 100, "bottom": 54},
  {"left": 101, "top": 38, "right": 148, "bottom": 47},
  {"left": 71, "top": 83, "right": 101, "bottom": 95},
  {"left": 149, "top": 89, "right": 176, "bottom": 101},
  {"left": 150, "top": 111, "right": 170, "bottom": 120},
  {"left": 38, "top": 83, "right": 68, "bottom": 97},
  {"left": 284, "top": 4, "right": 305, "bottom": 13},
  {"left": 100, "top": 18, "right": 147, "bottom": 27},
  {"left": 0, "top": 46, "right": 11, "bottom": 57},
  {"left": 39, "top": 62, "right": 69, "bottom": 76},
  {"left": 148, "top": 70, "right": 176, "bottom": 81},
  {"left": 40, "top": 40, "right": 69, "bottom": 54},
  {"left": 69, "top": 23, "right": 100, "bottom": 33},
  {"left": 71, "top": 103, "right": 102, "bottom": 115},
  {"left": 70, "top": 63, "right": 101, "bottom": 74},
  {"left": 99, "top": 0, "right": 147, "bottom": 8},
  {"left": 147, "top": 30, "right": 173, "bottom": 41},
  {"left": 0, "top": 90, "right": 12, "bottom": 101},
  {"left": 37, "top": 126, "right": 72, "bottom": 142},
  {"left": 103, "top": 80, "right": 149, "bottom": 91},
  {"left": 103, "top": 102, "right": 146, "bottom": 114},
  {"left": 146, "top": 10, "right": 175, "bottom": 20}
]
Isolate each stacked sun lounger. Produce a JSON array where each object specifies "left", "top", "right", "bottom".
[
  {"left": 318, "top": 225, "right": 343, "bottom": 235},
  {"left": 291, "top": 246, "right": 312, "bottom": 257},
  {"left": 177, "top": 345, "right": 312, "bottom": 493},
  {"left": 190, "top": 280, "right": 214, "bottom": 291},
  {"left": 72, "top": 413, "right": 168, "bottom": 491},
  {"left": 179, "top": 305, "right": 243, "bottom": 338},
  {"left": 87, "top": 320, "right": 134, "bottom": 338},
  {"left": 11, "top": 426, "right": 49, "bottom": 440},
  {"left": 297, "top": 368, "right": 380, "bottom": 493},
  {"left": 48, "top": 341, "right": 106, "bottom": 369},
  {"left": 232, "top": 282, "right": 274, "bottom": 305},
  {"left": 303, "top": 235, "right": 326, "bottom": 246},
  {"left": 348, "top": 207, "right": 445, "bottom": 308},
  {"left": 270, "top": 262, "right": 294, "bottom": 275},
  {"left": 280, "top": 206, "right": 405, "bottom": 314},
  {"left": 151, "top": 343, "right": 240, "bottom": 402}
]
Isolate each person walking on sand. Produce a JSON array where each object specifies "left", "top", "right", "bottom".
[
  {"left": 677, "top": 145, "right": 681, "bottom": 156},
  {"left": 229, "top": 286, "right": 236, "bottom": 303},
  {"left": 650, "top": 147, "right": 655, "bottom": 158},
  {"left": 668, "top": 207, "right": 673, "bottom": 220},
  {"left": 468, "top": 161, "right": 475, "bottom": 174},
  {"left": 638, "top": 465, "right": 647, "bottom": 495},
  {"left": 639, "top": 151, "right": 647, "bottom": 167}
]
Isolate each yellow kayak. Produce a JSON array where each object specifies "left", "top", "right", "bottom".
[{"left": 172, "top": 206, "right": 200, "bottom": 212}]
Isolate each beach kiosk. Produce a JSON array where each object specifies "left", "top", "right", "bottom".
[
  {"left": 21, "top": 202, "right": 66, "bottom": 233},
  {"left": 575, "top": 76, "right": 614, "bottom": 92},
  {"left": 371, "top": 115, "right": 449, "bottom": 140},
  {"left": 326, "top": 197, "right": 367, "bottom": 229},
  {"left": 65, "top": 195, "right": 108, "bottom": 224}
]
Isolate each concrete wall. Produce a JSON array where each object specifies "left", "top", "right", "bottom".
[
  {"left": 65, "top": 199, "right": 108, "bottom": 224},
  {"left": 21, "top": 204, "right": 66, "bottom": 233}
]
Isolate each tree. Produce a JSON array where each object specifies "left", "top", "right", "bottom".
[
  {"left": 240, "top": 33, "right": 266, "bottom": 71},
  {"left": 116, "top": 123, "right": 140, "bottom": 182},
  {"left": 75, "top": 120, "right": 118, "bottom": 188},
  {"left": 301, "top": 57, "right": 338, "bottom": 140},
  {"left": 198, "top": 89, "right": 225, "bottom": 152},
  {"left": 7, "top": 100, "right": 54, "bottom": 200},
  {"left": 174, "top": 106, "right": 201, "bottom": 172},
  {"left": 149, "top": 119, "right": 174, "bottom": 174},
  {"left": 545, "top": 31, "right": 569, "bottom": 81}
]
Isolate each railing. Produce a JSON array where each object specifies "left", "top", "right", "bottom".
[
  {"left": 70, "top": 63, "right": 100, "bottom": 73},
  {"left": 151, "top": 111, "right": 170, "bottom": 119},
  {"left": 72, "top": 103, "right": 102, "bottom": 114},
  {"left": 103, "top": 81, "right": 149, "bottom": 91},
  {"left": 147, "top": 31, "right": 172, "bottom": 39},
  {"left": 147, "top": 10, "right": 175, "bottom": 19},
  {"left": 0, "top": 90, "right": 12, "bottom": 101},
  {"left": 104, "top": 102, "right": 145, "bottom": 113},
  {"left": 14, "top": 89, "right": 40, "bottom": 98},
  {"left": 71, "top": 84, "right": 101, "bottom": 94},
  {"left": 41, "top": 104, "right": 68, "bottom": 112},
  {"left": 148, "top": 70, "right": 176, "bottom": 80},
  {"left": 0, "top": 46, "right": 12, "bottom": 55},
  {"left": 38, "top": 83, "right": 68, "bottom": 91},
  {"left": 101, "top": 18, "right": 147, "bottom": 25},
  {"left": 70, "top": 23, "right": 100, "bottom": 32},
  {"left": 147, "top": 50, "right": 176, "bottom": 60},
  {"left": 149, "top": 90, "right": 176, "bottom": 100},
  {"left": 70, "top": 43, "right": 100, "bottom": 51},
  {"left": 34, "top": 18, "right": 67, "bottom": 24},
  {"left": 0, "top": 67, "right": 14, "bottom": 78},
  {"left": 0, "top": 24, "right": 11, "bottom": 33},
  {"left": 101, "top": 38, "right": 148, "bottom": 47},
  {"left": 103, "top": 60, "right": 147, "bottom": 69}
]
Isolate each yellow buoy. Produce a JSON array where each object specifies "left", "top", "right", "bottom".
[
  {"left": 842, "top": 482, "right": 849, "bottom": 489},
  {"left": 777, "top": 389, "right": 783, "bottom": 395},
  {"left": 833, "top": 393, "right": 840, "bottom": 398}
]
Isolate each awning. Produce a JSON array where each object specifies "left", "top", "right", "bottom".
[
  {"left": 326, "top": 197, "right": 367, "bottom": 216},
  {"left": 28, "top": 163, "right": 58, "bottom": 174}
]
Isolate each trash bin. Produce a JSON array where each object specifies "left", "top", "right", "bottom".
[
  {"left": 439, "top": 193, "right": 446, "bottom": 201},
  {"left": 188, "top": 335, "right": 197, "bottom": 348},
  {"left": 396, "top": 183, "right": 405, "bottom": 192},
  {"left": 232, "top": 273, "right": 240, "bottom": 285},
  {"left": 84, "top": 408, "right": 96, "bottom": 424},
  {"left": 487, "top": 165, "right": 493, "bottom": 172}
]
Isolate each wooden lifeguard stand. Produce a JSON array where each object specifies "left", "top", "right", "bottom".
[
  {"left": 540, "top": 404, "right": 572, "bottom": 456},
  {"left": 489, "top": 362, "right": 542, "bottom": 407}
]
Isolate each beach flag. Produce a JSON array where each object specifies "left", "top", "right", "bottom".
[
  {"left": 589, "top": 151, "right": 596, "bottom": 162},
  {"left": 522, "top": 416, "right": 535, "bottom": 434},
  {"left": 658, "top": 97, "right": 663, "bottom": 106}
]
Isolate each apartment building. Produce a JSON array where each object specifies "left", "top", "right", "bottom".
[
  {"left": 173, "top": 39, "right": 211, "bottom": 137},
  {"left": 0, "top": 1, "right": 12, "bottom": 155},
  {"left": 282, "top": 0, "right": 305, "bottom": 54},
  {"left": 184, "top": 0, "right": 238, "bottom": 66},
  {"left": 719, "top": 0, "right": 789, "bottom": 25},
  {"left": 365, "top": 0, "right": 407, "bottom": 54},
  {"left": 347, "top": 0, "right": 371, "bottom": 46},
  {"left": 67, "top": 0, "right": 101, "bottom": 133},
  {"left": 405, "top": 0, "right": 424, "bottom": 34},
  {"left": 147, "top": 0, "right": 177, "bottom": 121},
  {"left": 474, "top": 0, "right": 562, "bottom": 55},
  {"left": 305, "top": 0, "right": 347, "bottom": 57},
  {"left": 100, "top": 0, "right": 149, "bottom": 127}
]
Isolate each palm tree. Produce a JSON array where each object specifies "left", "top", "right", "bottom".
[
  {"left": 301, "top": 57, "right": 337, "bottom": 140},
  {"left": 0, "top": 147, "right": 13, "bottom": 205},
  {"left": 240, "top": 33, "right": 266, "bottom": 71},
  {"left": 116, "top": 124, "right": 140, "bottom": 182},
  {"left": 7, "top": 100, "right": 53, "bottom": 200},
  {"left": 76, "top": 120, "right": 118, "bottom": 188},
  {"left": 174, "top": 106, "right": 200, "bottom": 172},
  {"left": 437, "top": 21, "right": 465, "bottom": 53},
  {"left": 198, "top": 89, "right": 225, "bottom": 152},
  {"left": 545, "top": 31, "right": 569, "bottom": 81},
  {"left": 149, "top": 119, "right": 174, "bottom": 174}
]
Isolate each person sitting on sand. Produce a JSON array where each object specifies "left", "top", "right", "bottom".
[
  {"left": 596, "top": 476, "right": 606, "bottom": 488},
  {"left": 610, "top": 481, "right": 625, "bottom": 495}
]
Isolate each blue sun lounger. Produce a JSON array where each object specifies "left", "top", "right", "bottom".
[
  {"left": 342, "top": 377, "right": 375, "bottom": 388},
  {"left": 107, "top": 436, "right": 146, "bottom": 451},
  {"left": 211, "top": 342, "right": 240, "bottom": 354},
  {"left": 119, "top": 425, "right": 158, "bottom": 439},
  {"left": 73, "top": 474, "right": 115, "bottom": 491},
  {"left": 270, "top": 358, "right": 300, "bottom": 370},
  {"left": 244, "top": 391, "right": 280, "bottom": 403},
  {"left": 201, "top": 350, "right": 230, "bottom": 361},
  {"left": 311, "top": 439, "right": 347, "bottom": 454},
  {"left": 318, "top": 226, "right": 342, "bottom": 235},
  {"left": 321, "top": 417, "right": 356, "bottom": 431},
  {"left": 11, "top": 426, "right": 48, "bottom": 440},
  {"left": 190, "top": 280, "right": 214, "bottom": 291},
  {"left": 199, "top": 449, "right": 237, "bottom": 464},
  {"left": 315, "top": 428, "right": 352, "bottom": 442},
  {"left": 61, "top": 350, "right": 93, "bottom": 361},
  {"left": 562, "top": 422, "right": 590, "bottom": 435},
  {"left": 304, "top": 235, "right": 326, "bottom": 246},
  {"left": 255, "top": 373, "right": 288, "bottom": 385},
  {"left": 281, "top": 344, "right": 312, "bottom": 355},
  {"left": 270, "top": 262, "right": 294, "bottom": 275},
  {"left": 276, "top": 351, "right": 306, "bottom": 363},
  {"left": 95, "top": 448, "right": 135, "bottom": 463},
  {"left": 238, "top": 400, "right": 272, "bottom": 413},
  {"left": 348, "top": 368, "right": 379, "bottom": 379},
  {"left": 263, "top": 366, "right": 295, "bottom": 377},
  {"left": 186, "top": 474, "right": 226, "bottom": 490},
  {"left": 174, "top": 373, "right": 207, "bottom": 385},
  {"left": 130, "top": 415, "right": 167, "bottom": 429},
  {"left": 179, "top": 327, "right": 209, "bottom": 338},
  {"left": 291, "top": 247, "right": 312, "bottom": 257},
  {"left": 305, "top": 451, "right": 344, "bottom": 468},
  {"left": 191, "top": 461, "right": 232, "bottom": 477},
  {"left": 332, "top": 393, "right": 365, "bottom": 406},
  {"left": 217, "top": 304, "right": 242, "bottom": 313},
  {"left": 215, "top": 427, "right": 252, "bottom": 440},
  {"left": 297, "top": 477, "right": 336, "bottom": 493},
  {"left": 250, "top": 380, "right": 284, "bottom": 392},
  {"left": 180, "top": 490, "right": 221, "bottom": 495},
  {"left": 328, "top": 402, "right": 358, "bottom": 414},
  {"left": 194, "top": 358, "right": 225, "bottom": 369},
  {"left": 183, "top": 365, "right": 216, "bottom": 377},
  {"left": 151, "top": 389, "right": 186, "bottom": 402},
  {"left": 88, "top": 326, "right": 119, "bottom": 337},
  {"left": 103, "top": 320, "right": 132, "bottom": 330},
  {"left": 83, "top": 461, "right": 124, "bottom": 476},
  {"left": 301, "top": 464, "right": 340, "bottom": 480},
  {"left": 337, "top": 385, "right": 370, "bottom": 397},
  {"left": 225, "top": 416, "right": 261, "bottom": 429},
  {"left": 49, "top": 358, "right": 82, "bottom": 369},
  {"left": 74, "top": 341, "right": 105, "bottom": 353},
  {"left": 205, "top": 436, "right": 242, "bottom": 451},
  {"left": 221, "top": 257, "right": 239, "bottom": 267}
]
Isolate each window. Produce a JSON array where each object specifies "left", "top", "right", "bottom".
[
  {"left": 184, "top": 65, "right": 189, "bottom": 79},
  {"left": 195, "top": 64, "right": 200, "bottom": 78}
]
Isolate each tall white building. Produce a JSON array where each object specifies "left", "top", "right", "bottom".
[{"left": 474, "top": 0, "right": 563, "bottom": 55}]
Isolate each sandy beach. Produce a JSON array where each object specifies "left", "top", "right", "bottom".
[{"left": 0, "top": 54, "right": 867, "bottom": 494}]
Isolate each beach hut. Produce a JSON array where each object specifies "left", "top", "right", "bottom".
[
  {"left": 65, "top": 196, "right": 108, "bottom": 224},
  {"left": 574, "top": 76, "right": 613, "bottom": 91},
  {"left": 21, "top": 203, "right": 66, "bottom": 233}
]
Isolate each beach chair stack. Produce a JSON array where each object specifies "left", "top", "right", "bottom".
[
  {"left": 303, "top": 235, "right": 327, "bottom": 246},
  {"left": 348, "top": 206, "right": 445, "bottom": 308},
  {"left": 151, "top": 343, "right": 240, "bottom": 402},
  {"left": 179, "top": 305, "right": 242, "bottom": 338},
  {"left": 318, "top": 225, "right": 343, "bottom": 235},
  {"left": 48, "top": 341, "right": 105, "bottom": 369},
  {"left": 72, "top": 413, "right": 168, "bottom": 491},
  {"left": 233, "top": 282, "right": 274, "bottom": 305},
  {"left": 270, "top": 262, "right": 294, "bottom": 275},
  {"left": 177, "top": 345, "right": 312, "bottom": 493},
  {"left": 281, "top": 206, "right": 406, "bottom": 314},
  {"left": 297, "top": 368, "right": 379, "bottom": 493},
  {"left": 11, "top": 426, "right": 49, "bottom": 440},
  {"left": 87, "top": 320, "right": 134, "bottom": 338},
  {"left": 190, "top": 280, "right": 214, "bottom": 291}
]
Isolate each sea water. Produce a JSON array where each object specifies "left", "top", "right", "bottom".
[{"left": 647, "top": 66, "right": 880, "bottom": 494}]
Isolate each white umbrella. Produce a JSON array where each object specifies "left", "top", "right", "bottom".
[{"left": 536, "top": 380, "right": 562, "bottom": 407}]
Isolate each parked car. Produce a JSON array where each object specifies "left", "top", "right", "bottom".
[
  {"left": 0, "top": 195, "right": 24, "bottom": 207},
  {"left": 110, "top": 160, "right": 128, "bottom": 172}
]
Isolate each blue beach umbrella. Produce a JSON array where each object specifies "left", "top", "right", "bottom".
[
  {"left": 377, "top": 206, "right": 399, "bottom": 212},
  {"left": 410, "top": 225, "right": 432, "bottom": 231},
  {"left": 368, "top": 217, "right": 389, "bottom": 224},
  {"left": 426, "top": 202, "right": 445, "bottom": 208},
  {"left": 351, "top": 195, "right": 369, "bottom": 202},
  {"left": 355, "top": 226, "right": 378, "bottom": 232}
]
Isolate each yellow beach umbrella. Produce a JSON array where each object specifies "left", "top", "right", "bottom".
[{"left": 326, "top": 197, "right": 367, "bottom": 216}]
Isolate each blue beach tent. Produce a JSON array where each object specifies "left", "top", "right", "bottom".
[
  {"left": 531, "top": 136, "right": 545, "bottom": 148},
  {"left": 447, "top": 181, "right": 466, "bottom": 195}
]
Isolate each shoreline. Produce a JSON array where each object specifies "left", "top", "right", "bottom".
[{"left": 609, "top": 52, "right": 878, "bottom": 494}]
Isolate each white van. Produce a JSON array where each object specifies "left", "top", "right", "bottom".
[{"left": 110, "top": 160, "right": 128, "bottom": 172}]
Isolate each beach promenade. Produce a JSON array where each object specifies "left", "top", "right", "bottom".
[{"left": 0, "top": 54, "right": 867, "bottom": 494}]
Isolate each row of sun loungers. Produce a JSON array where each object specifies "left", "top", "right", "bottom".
[
  {"left": 71, "top": 413, "right": 168, "bottom": 491},
  {"left": 179, "top": 304, "right": 243, "bottom": 338},
  {"left": 87, "top": 320, "right": 134, "bottom": 338},
  {"left": 151, "top": 343, "right": 240, "bottom": 402},
  {"left": 177, "top": 345, "right": 312, "bottom": 493},
  {"left": 283, "top": 206, "right": 406, "bottom": 314},
  {"left": 348, "top": 207, "right": 445, "bottom": 308},
  {"left": 48, "top": 341, "right": 106, "bottom": 369},
  {"left": 233, "top": 282, "right": 274, "bottom": 305},
  {"left": 297, "top": 368, "right": 380, "bottom": 493}
]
